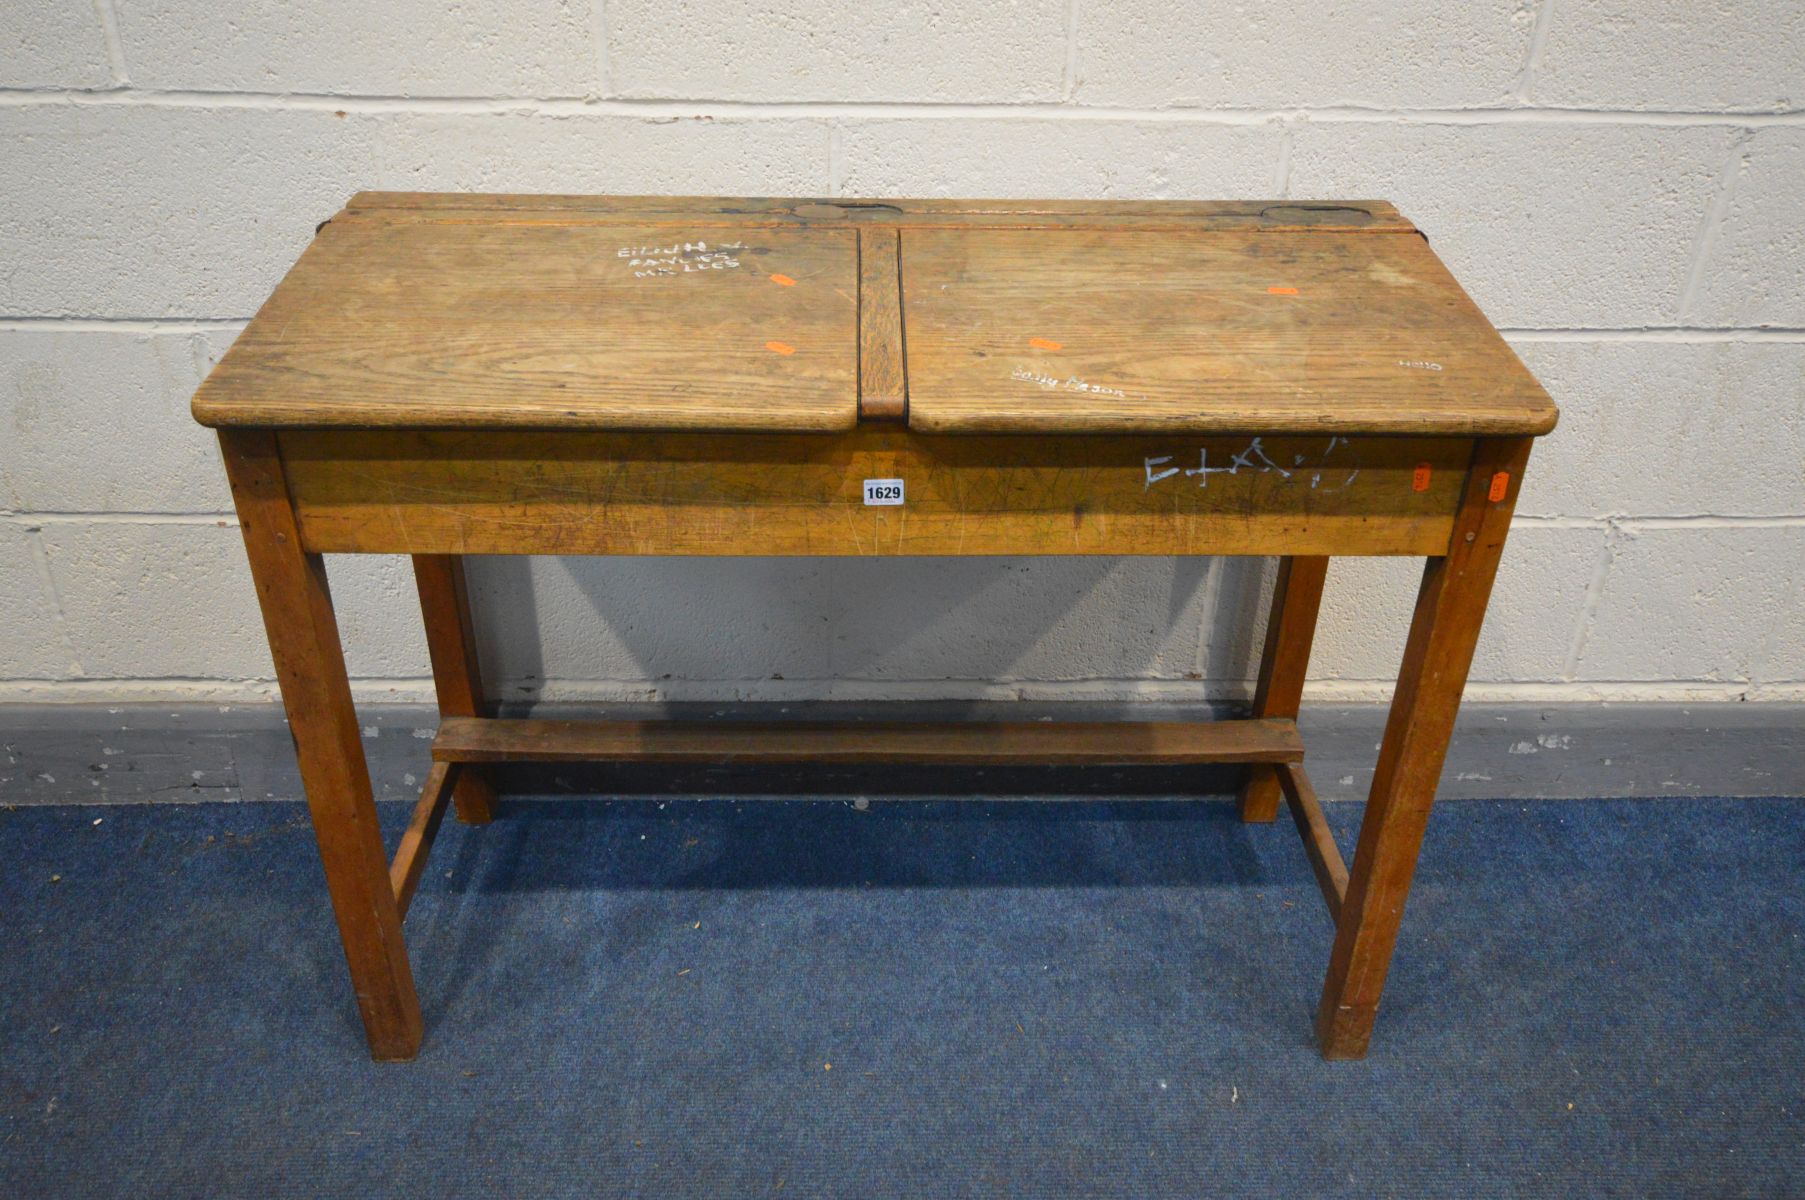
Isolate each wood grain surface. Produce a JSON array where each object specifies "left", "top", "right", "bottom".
[
  {"left": 191, "top": 192, "right": 1555, "bottom": 438},
  {"left": 388, "top": 760, "right": 458, "bottom": 920},
  {"left": 411, "top": 555, "right": 497, "bottom": 824},
  {"left": 901, "top": 227, "right": 1556, "bottom": 436},
  {"left": 1238, "top": 555, "right": 1330, "bottom": 822},
  {"left": 857, "top": 226, "right": 907, "bottom": 421},
  {"left": 339, "top": 192, "right": 1416, "bottom": 233},
  {"left": 1280, "top": 762, "right": 1349, "bottom": 922},
  {"left": 278, "top": 427, "right": 1474, "bottom": 558},
  {"left": 218, "top": 430, "right": 422, "bottom": 1060},
  {"left": 194, "top": 220, "right": 860, "bottom": 432},
  {"left": 1317, "top": 437, "right": 1534, "bottom": 1059},
  {"left": 432, "top": 715, "right": 1305, "bottom": 766}
]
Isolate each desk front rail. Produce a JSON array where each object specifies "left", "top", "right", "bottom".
[{"left": 277, "top": 428, "right": 1475, "bottom": 559}]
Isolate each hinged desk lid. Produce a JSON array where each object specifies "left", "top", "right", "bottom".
[
  {"left": 899, "top": 225, "right": 1555, "bottom": 437},
  {"left": 192, "top": 194, "right": 1555, "bottom": 438},
  {"left": 192, "top": 201, "right": 861, "bottom": 432}
]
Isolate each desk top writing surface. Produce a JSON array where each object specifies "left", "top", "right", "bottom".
[{"left": 191, "top": 193, "right": 1556, "bottom": 438}]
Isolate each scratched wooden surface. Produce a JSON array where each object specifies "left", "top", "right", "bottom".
[
  {"left": 193, "top": 219, "right": 862, "bottom": 432},
  {"left": 857, "top": 226, "right": 907, "bottom": 421},
  {"left": 901, "top": 227, "right": 1556, "bottom": 436},
  {"left": 192, "top": 193, "right": 1554, "bottom": 437},
  {"left": 277, "top": 427, "right": 1473, "bottom": 558},
  {"left": 337, "top": 192, "right": 1416, "bottom": 233},
  {"left": 430, "top": 715, "right": 1306, "bottom": 766}
]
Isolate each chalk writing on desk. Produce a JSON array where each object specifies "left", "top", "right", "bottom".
[
  {"left": 1144, "top": 437, "right": 1361, "bottom": 492},
  {"left": 1011, "top": 366, "right": 1129, "bottom": 401},
  {"left": 619, "top": 240, "right": 749, "bottom": 279}
]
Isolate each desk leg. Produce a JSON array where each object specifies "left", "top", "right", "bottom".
[
  {"left": 1317, "top": 438, "right": 1530, "bottom": 1060},
  {"left": 413, "top": 555, "right": 496, "bottom": 824},
  {"left": 221, "top": 430, "right": 423, "bottom": 1061},
  {"left": 1239, "top": 556, "right": 1329, "bottom": 823}
]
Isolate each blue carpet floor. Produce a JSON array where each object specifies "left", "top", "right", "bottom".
[{"left": 1, "top": 793, "right": 1802, "bottom": 1198}]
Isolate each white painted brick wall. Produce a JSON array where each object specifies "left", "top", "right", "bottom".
[
  {"left": 1071, "top": 2, "right": 1535, "bottom": 109},
  {"left": 0, "top": 331, "right": 231, "bottom": 512},
  {"left": 837, "top": 119, "right": 1282, "bottom": 197},
  {"left": 364, "top": 111, "right": 829, "bottom": 195},
  {"left": 4, "top": 1, "right": 116, "bottom": 89},
  {"left": 1, "top": 2, "right": 1800, "bottom": 706},
  {"left": 113, "top": 0, "right": 597, "bottom": 96},
  {"left": 1688, "top": 130, "right": 1805, "bottom": 328},
  {"left": 1579, "top": 526, "right": 1805, "bottom": 684},
  {"left": 1313, "top": 526, "right": 1609, "bottom": 687},
  {"left": 1511, "top": 339, "right": 1805, "bottom": 518},
  {"left": 1286, "top": 122, "right": 1737, "bottom": 328},
  {"left": 1531, "top": 1, "right": 1805, "bottom": 113},
  {"left": 36, "top": 522, "right": 275, "bottom": 679},
  {"left": 464, "top": 555, "right": 1258, "bottom": 701},
  {"left": 0, "top": 524, "right": 75, "bottom": 680},
  {"left": 0, "top": 106, "right": 374, "bottom": 318},
  {"left": 608, "top": 1, "right": 1069, "bottom": 103}
]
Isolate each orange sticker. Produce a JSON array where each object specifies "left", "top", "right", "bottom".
[
  {"left": 1412, "top": 463, "right": 1432, "bottom": 492},
  {"left": 1488, "top": 471, "right": 1510, "bottom": 502},
  {"left": 769, "top": 273, "right": 797, "bottom": 287},
  {"left": 765, "top": 340, "right": 796, "bottom": 356},
  {"left": 1028, "top": 337, "right": 1064, "bottom": 351},
  {"left": 1267, "top": 286, "right": 1299, "bottom": 295}
]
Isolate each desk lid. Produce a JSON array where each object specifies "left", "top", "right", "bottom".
[{"left": 192, "top": 193, "right": 1556, "bottom": 437}]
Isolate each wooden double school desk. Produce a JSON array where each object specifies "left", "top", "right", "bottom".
[{"left": 191, "top": 193, "right": 1557, "bottom": 1061}]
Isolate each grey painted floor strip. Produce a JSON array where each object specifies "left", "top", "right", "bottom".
[{"left": 2, "top": 701, "right": 1800, "bottom": 807}]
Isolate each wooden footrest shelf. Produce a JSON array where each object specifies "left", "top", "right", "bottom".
[
  {"left": 395, "top": 721, "right": 1342, "bottom": 931},
  {"left": 431, "top": 716, "right": 1304, "bottom": 767}
]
